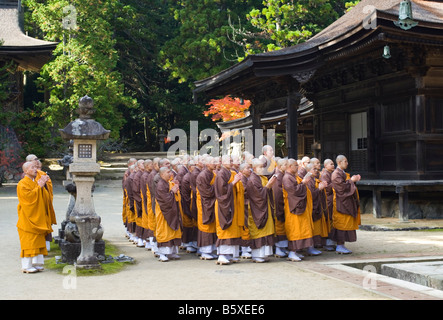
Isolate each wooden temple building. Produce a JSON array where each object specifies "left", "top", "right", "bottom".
[
  {"left": 0, "top": 0, "right": 56, "bottom": 113},
  {"left": 193, "top": 0, "right": 443, "bottom": 220}
]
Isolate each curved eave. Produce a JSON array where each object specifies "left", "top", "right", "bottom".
[{"left": 194, "top": 2, "right": 443, "bottom": 100}]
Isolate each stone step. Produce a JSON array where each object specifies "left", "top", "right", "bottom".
[{"left": 381, "top": 260, "right": 443, "bottom": 290}]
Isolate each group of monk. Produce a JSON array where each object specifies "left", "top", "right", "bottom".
[
  {"left": 16, "top": 155, "right": 56, "bottom": 273},
  {"left": 122, "top": 146, "right": 361, "bottom": 264}
]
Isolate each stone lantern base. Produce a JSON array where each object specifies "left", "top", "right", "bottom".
[{"left": 57, "top": 239, "right": 105, "bottom": 266}]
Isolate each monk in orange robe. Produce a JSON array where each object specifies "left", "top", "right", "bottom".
[
  {"left": 122, "top": 158, "right": 136, "bottom": 238},
  {"left": 331, "top": 155, "right": 361, "bottom": 254},
  {"left": 320, "top": 159, "right": 336, "bottom": 251},
  {"left": 17, "top": 162, "right": 53, "bottom": 273},
  {"left": 246, "top": 158, "right": 277, "bottom": 263},
  {"left": 145, "top": 157, "right": 160, "bottom": 252},
  {"left": 140, "top": 160, "right": 152, "bottom": 247},
  {"left": 180, "top": 161, "right": 198, "bottom": 253},
  {"left": 305, "top": 163, "right": 329, "bottom": 255},
  {"left": 196, "top": 156, "right": 218, "bottom": 260},
  {"left": 214, "top": 155, "right": 243, "bottom": 265},
  {"left": 282, "top": 159, "right": 314, "bottom": 262},
  {"left": 126, "top": 164, "right": 137, "bottom": 241},
  {"left": 155, "top": 167, "right": 182, "bottom": 262},
  {"left": 271, "top": 158, "right": 288, "bottom": 258},
  {"left": 27, "top": 155, "right": 56, "bottom": 251},
  {"left": 239, "top": 162, "right": 252, "bottom": 259},
  {"left": 132, "top": 160, "right": 145, "bottom": 247}
]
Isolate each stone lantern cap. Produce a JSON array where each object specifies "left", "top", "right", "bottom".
[{"left": 59, "top": 96, "right": 110, "bottom": 140}]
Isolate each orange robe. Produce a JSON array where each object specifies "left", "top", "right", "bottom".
[
  {"left": 36, "top": 170, "right": 56, "bottom": 227},
  {"left": 154, "top": 178, "right": 182, "bottom": 245},
  {"left": 246, "top": 173, "right": 275, "bottom": 244},
  {"left": 196, "top": 169, "right": 217, "bottom": 234},
  {"left": 214, "top": 168, "right": 243, "bottom": 243},
  {"left": 16, "top": 176, "right": 53, "bottom": 258},
  {"left": 331, "top": 169, "right": 361, "bottom": 233},
  {"left": 282, "top": 172, "right": 314, "bottom": 250}
]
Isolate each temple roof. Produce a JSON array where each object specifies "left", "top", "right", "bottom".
[
  {"left": 0, "top": 4, "right": 57, "bottom": 71},
  {"left": 193, "top": 0, "right": 443, "bottom": 99}
]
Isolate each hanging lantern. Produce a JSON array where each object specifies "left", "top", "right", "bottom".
[
  {"left": 382, "top": 45, "right": 391, "bottom": 59},
  {"left": 394, "top": 0, "right": 418, "bottom": 30}
]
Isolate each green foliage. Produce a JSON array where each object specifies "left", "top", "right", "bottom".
[
  {"left": 13, "top": 0, "right": 356, "bottom": 157},
  {"left": 160, "top": 0, "right": 262, "bottom": 84},
  {"left": 239, "top": 0, "right": 351, "bottom": 56},
  {"left": 24, "top": 0, "right": 138, "bottom": 140}
]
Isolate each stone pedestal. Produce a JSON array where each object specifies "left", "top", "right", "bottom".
[
  {"left": 58, "top": 239, "right": 105, "bottom": 265},
  {"left": 58, "top": 95, "right": 110, "bottom": 269},
  {"left": 74, "top": 215, "right": 102, "bottom": 268}
]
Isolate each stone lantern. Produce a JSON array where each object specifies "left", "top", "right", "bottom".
[{"left": 59, "top": 95, "right": 110, "bottom": 269}]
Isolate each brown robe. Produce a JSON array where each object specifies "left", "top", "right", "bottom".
[
  {"left": 282, "top": 172, "right": 307, "bottom": 215},
  {"left": 196, "top": 168, "right": 217, "bottom": 247},
  {"left": 298, "top": 167, "right": 307, "bottom": 179},
  {"left": 196, "top": 168, "right": 216, "bottom": 225},
  {"left": 189, "top": 166, "right": 201, "bottom": 220},
  {"left": 214, "top": 167, "right": 242, "bottom": 246},
  {"left": 180, "top": 170, "right": 197, "bottom": 243},
  {"left": 272, "top": 169, "right": 287, "bottom": 242},
  {"left": 246, "top": 172, "right": 275, "bottom": 248},
  {"left": 282, "top": 172, "right": 314, "bottom": 250},
  {"left": 126, "top": 171, "right": 136, "bottom": 232},
  {"left": 320, "top": 168, "right": 334, "bottom": 221},
  {"left": 176, "top": 165, "right": 189, "bottom": 183},
  {"left": 330, "top": 168, "right": 360, "bottom": 243},
  {"left": 214, "top": 167, "right": 235, "bottom": 231},
  {"left": 155, "top": 178, "right": 182, "bottom": 246},
  {"left": 140, "top": 170, "right": 151, "bottom": 238},
  {"left": 306, "top": 177, "right": 324, "bottom": 222},
  {"left": 331, "top": 168, "right": 359, "bottom": 218},
  {"left": 132, "top": 170, "right": 144, "bottom": 237}
]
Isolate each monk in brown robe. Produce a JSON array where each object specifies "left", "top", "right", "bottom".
[
  {"left": 298, "top": 156, "right": 310, "bottom": 178},
  {"left": 320, "top": 159, "right": 336, "bottom": 251},
  {"left": 196, "top": 156, "right": 218, "bottom": 260},
  {"left": 262, "top": 145, "right": 276, "bottom": 177},
  {"left": 214, "top": 155, "right": 243, "bottom": 265},
  {"left": 155, "top": 167, "right": 182, "bottom": 262},
  {"left": 145, "top": 158, "right": 160, "bottom": 252},
  {"left": 282, "top": 159, "right": 314, "bottom": 262},
  {"left": 272, "top": 158, "right": 288, "bottom": 258},
  {"left": 126, "top": 164, "right": 137, "bottom": 242},
  {"left": 331, "top": 155, "right": 361, "bottom": 254},
  {"left": 246, "top": 158, "right": 277, "bottom": 263},
  {"left": 305, "top": 163, "right": 329, "bottom": 255},
  {"left": 151, "top": 158, "right": 171, "bottom": 254},
  {"left": 132, "top": 159, "right": 145, "bottom": 247},
  {"left": 140, "top": 160, "right": 152, "bottom": 247},
  {"left": 239, "top": 163, "right": 252, "bottom": 258},
  {"left": 17, "top": 162, "right": 53, "bottom": 273},
  {"left": 180, "top": 160, "right": 198, "bottom": 253},
  {"left": 123, "top": 158, "right": 136, "bottom": 238}
]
